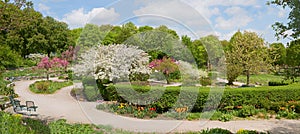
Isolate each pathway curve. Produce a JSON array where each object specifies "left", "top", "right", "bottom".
[{"left": 14, "top": 78, "right": 300, "bottom": 133}]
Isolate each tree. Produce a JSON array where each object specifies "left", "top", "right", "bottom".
[
  {"left": 268, "top": 43, "right": 286, "bottom": 72},
  {"left": 0, "top": 44, "right": 22, "bottom": 71},
  {"left": 149, "top": 57, "right": 179, "bottom": 84},
  {"left": 37, "top": 57, "right": 68, "bottom": 80},
  {"left": 77, "top": 24, "right": 102, "bottom": 48},
  {"left": 73, "top": 44, "right": 151, "bottom": 82},
  {"left": 182, "top": 36, "right": 208, "bottom": 69},
  {"left": 227, "top": 31, "right": 270, "bottom": 86},
  {"left": 39, "top": 16, "right": 71, "bottom": 57},
  {"left": 199, "top": 35, "right": 223, "bottom": 70},
  {"left": 284, "top": 39, "right": 300, "bottom": 83},
  {"left": 268, "top": 0, "right": 300, "bottom": 39}
]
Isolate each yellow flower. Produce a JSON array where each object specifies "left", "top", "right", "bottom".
[
  {"left": 13, "top": 114, "right": 22, "bottom": 119},
  {"left": 118, "top": 103, "right": 125, "bottom": 109},
  {"left": 237, "top": 128, "right": 245, "bottom": 134}
]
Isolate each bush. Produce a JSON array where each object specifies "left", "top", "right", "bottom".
[
  {"left": 199, "top": 128, "right": 231, "bottom": 134},
  {"left": 238, "top": 105, "right": 257, "bottom": 117},
  {"left": 82, "top": 77, "right": 96, "bottom": 87},
  {"left": 268, "top": 81, "right": 288, "bottom": 86},
  {"left": 83, "top": 86, "right": 100, "bottom": 101},
  {"left": 29, "top": 80, "right": 73, "bottom": 94},
  {"left": 100, "top": 83, "right": 300, "bottom": 114},
  {"left": 34, "top": 81, "right": 50, "bottom": 91},
  {"left": 200, "top": 77, "right": 211, "bottom": 86}
]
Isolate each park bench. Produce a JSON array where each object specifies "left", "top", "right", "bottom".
[{"left": 9, "top": 95, "right": 38, "bottom": 116}]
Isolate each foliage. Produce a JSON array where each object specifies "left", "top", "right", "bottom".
[
  {"left": 236, "top": 74, "right": 295, "bottom": 86},
  {"left": 197, "top": 128, "right": 232, "bottom": 134},
  {"left": 0, "top": 44, "right": 22, "bottom": 70},
  {"left": 149, "top": 57, "right": 179, "bottom": 84},
  {"left": 268, "top": 81, "right": 288, "bottom": 86},
  {"left": 48, "top": 119, "right": 96, "bottom": 134},
  {"left": 97, "top": 103, "right": 158, "bottom": 119},
  {"left": 268, "top": 0, "right": 300, "bottom": 39},
  {"left": 101, "top": 83, "right": 300, "bottom": 114},
  {"left": 199, "top": 35, "right": 224, "bottom": 70},
  {"left": 227, "top": 31, "right": 271, "bottom": 85},
  {"left": 29, "top": 80, "right": 73, "bottom": 94},
  {"left": 0, "top": 111, "right": 136, "bottom": 134},
  {"left": 74, "top": 44, "right": 151, "bottom": 82},
  {"left": 182, "top": 37, "right": 208, "bottom": 69},
  {"left": 200, "top": 77, "right": 211, "bottom": 86},
  {"left": 237, "top": 105, "right": 257, "bottom": 117},
  {"left": 37, "top": 57, "right": 69, "bottom": 80},
  {"left": 83, "top": 86, "right": 100, "bottom": 101},
  {"left": 178, "top": 60, "right": 207, "bottom": 86},
  {"left": 283, "top": 39, "right": 300, "bottom": 83},
  {"left": 61, "top": 46, "right": 80, "bottom": 63},
  {"left": 268, "top": 43, "right": 286, "bottom": 67},
  {"left": 2, "top": 67, "right": 45, "bottom": 78},
  {"left": 0, "top": 112, "right": 34, "bottom": 134}
]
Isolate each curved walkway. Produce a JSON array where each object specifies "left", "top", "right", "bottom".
[{"left": 14, "top": 78, "right": 300, "bottom": 133}]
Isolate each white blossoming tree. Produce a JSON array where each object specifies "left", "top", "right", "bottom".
[
  {"left": 178, "top": 60, "right": 208, "bottom": 86},
  {"left": 73, "top": 44, "right": 151, "bottom": 82}
]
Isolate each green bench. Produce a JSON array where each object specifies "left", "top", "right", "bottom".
[{"left": 9, "top": 95, "right": 38, "bottom": 116}]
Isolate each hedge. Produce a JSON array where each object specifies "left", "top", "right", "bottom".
[
  {"left": 83, "top": 86, "right": 100, "bottom": 101},
  {"left": 99, "top": 83, "right": 300, "bottom": 113}
]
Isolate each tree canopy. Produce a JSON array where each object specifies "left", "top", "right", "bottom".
[{"left": 268, "top": 0, "right": 300, "bottom": 39}]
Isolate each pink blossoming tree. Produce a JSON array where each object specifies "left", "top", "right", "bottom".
[
  {"left": 38, "top": 57, "right": 69, "bottom": 80},
  {"left": 149, "top": 57, "right": 178, "bottom": 84}
]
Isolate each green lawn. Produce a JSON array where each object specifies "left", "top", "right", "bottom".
[
  {"left": 236, "top": 74, "right": 300, "bottom": 85},
  {"left": 3, "top": 68, "right": 45, "bottom": 78},
  {"left": 29, "top": 80, "right": 73, "bottom": 94}
]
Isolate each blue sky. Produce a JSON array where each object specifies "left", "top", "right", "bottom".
[{"left": 31, "top": 0, "right": 291, "bottom": 44}]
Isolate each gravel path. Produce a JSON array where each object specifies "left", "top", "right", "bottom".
[{"left": 14, "top": 78, "right": 300, "bottom": 133}]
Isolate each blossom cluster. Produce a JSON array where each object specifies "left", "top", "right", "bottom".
[{"left": 37, "top": 57, "right": 69, "bottom": 70}]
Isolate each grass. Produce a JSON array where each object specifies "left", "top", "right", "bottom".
[
  {"left": 3, "top": 67, "right": 45, "bottom": 78},
  {"left": 29, "top": 80, "right": 73, "bottom": 94},
  {"left": 236, "top": 74, "right": 300, "bottom": 85}
]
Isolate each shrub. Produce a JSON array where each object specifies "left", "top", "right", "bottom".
[
  {"left": 48, "top": 119, "right": 96, "bottom": 134},
  {"left": 0, "top": 112, "right": 34, "bottom": 133},
  {"left": 29, "top": 81, "right": 73, "bottom": 94},
  {"left": 99, "top": 83, "right": 300, "bottom": 114},
  {"left": 83, "top": 86, "right": 100, "bottom": 101},
  {"left": 268, "top": 81, "right": 288, "bottom": 86},
  {"left": 238, "top": 105, "right": 257, "bottom": 117},
  {"left": 82, "top": 77, "right": 96, "bottom": 87},
  {"left": 34, "top": 81, "right": 50, "bottom": 91},
  {"left": 199, "top": 128, "right": 231, "bottom": 134},
  {"left": 218, "top": 114, "right": 233, "bottom": 122},
  {"left": 200, "top": 77, "right": 211, "bottom": 86}
]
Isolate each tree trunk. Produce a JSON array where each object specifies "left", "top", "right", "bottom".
[
  {"left": 246, "top": 70, "right": 250, "bottom": 86},
  {"left": 46, "top": 68, "right": 49, "bottom": 80}
]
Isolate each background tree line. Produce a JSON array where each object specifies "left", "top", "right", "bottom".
[{"left": 0, "top": 0, "right": 299, "bottom": 85}]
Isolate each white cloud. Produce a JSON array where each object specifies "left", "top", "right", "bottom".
[
  {"left": 181, "top": 0, "right": 257, "bottom": 19},
  {"left": 215, "top": 6, "right": 253, "bottom": 30},
  {"left": 62, "top": 8, "right": 120, "bottom": 28},
  {"left": 133, "top": 0, "right": 212, "bottom": 33},
  {"left": 38, "top": 3, "right": 50, "bottom": 12}
]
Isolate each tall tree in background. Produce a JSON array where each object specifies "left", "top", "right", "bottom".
[
  {"left": 40, "top": 16, "right": 71, "bottom": 57},
  {"left": 268, "top": 0, "right": 300, "bottom": 39},
  {"left": 268, "top": 43, "right": 286, "bottom": 72},
  {"left": 200, "top": 35, "right": 223, "bottom": 70},
  {"left": 227, "top": 31, "right": 270, "bottom": 85},
  {"left": 182, "top": 35, "right": 208, "bottom": 69},
  {"left": 284, "top": 39, "right": 300, "bottom": 82}
]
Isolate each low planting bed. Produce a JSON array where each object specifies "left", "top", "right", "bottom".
[
  {"left": 96, "top": 83, "right": 300, "bottom": 121},
  {"left": 29, "top": 80, "right": 73, "bottom": 94}
]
